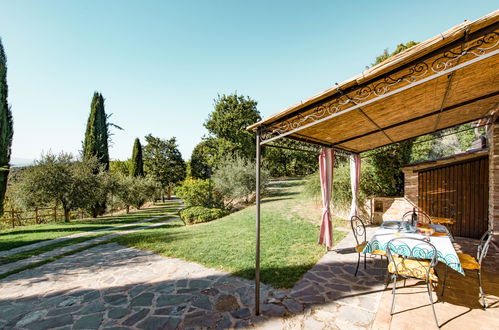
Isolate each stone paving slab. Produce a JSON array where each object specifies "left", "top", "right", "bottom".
[
  {"left": 0, "top": 243, "right": 274, "bottom": 329},
  {"left": 255, "top": 227, "right": 386, "bottom": 329},
  {"left": 0, "top": 226, "right": 386, "bottom": 329},
  {"left": 372, "top": 236, "right": 499, "bottom": 330},
  {"left": 0, "top": 203, "right": 183, "bottom": 259}
]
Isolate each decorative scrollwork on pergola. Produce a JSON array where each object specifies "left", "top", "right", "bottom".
[{"left": 260, "top": 31, "right": 499, "bottom": 145}]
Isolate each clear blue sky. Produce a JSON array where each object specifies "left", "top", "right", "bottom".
[{"left": 1, "top": 1, "right": 497, "bottom": 163}]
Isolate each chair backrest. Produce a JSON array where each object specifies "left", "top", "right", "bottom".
[
  {"left": 430, "top": 200, "right": 456, "bottom": 219},
  {"left": 386, "top": 237, "right": 438, "bottom": 280},
  {"left": 477, "top": 230, "right": 493, "bottom": 265},
  {"left": 350, "top": 216, "right": 366, "bottom": 246},
  {"left": 401, "top": 209, "right": 431, "bottom": 224}
]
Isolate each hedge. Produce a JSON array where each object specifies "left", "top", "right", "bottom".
[{"left": 179, "top": 206, "right": 229, "bottom": 225}]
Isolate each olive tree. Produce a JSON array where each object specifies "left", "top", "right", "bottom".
[
  {"left": 15, "top": 152, "right": 105, "bottom": 222},
  {"left": 113, "top": 174, "right": 159, "bottom": 213},
  {"left": 212, "top": 156, "right": 269, "bottom": 205}
]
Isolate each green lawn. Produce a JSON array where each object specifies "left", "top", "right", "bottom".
[
  {"left": 0, "top": 201, "right": 181, "bottom": 252},
  {"left": 115, "top": 179, "right": 347, "bottom": 288}
]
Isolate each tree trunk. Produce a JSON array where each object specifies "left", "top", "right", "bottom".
[
  {"left": 167, "top": 186, "right": 172, "bottom": 199},
  {"left": 0, "top": 168, "right": 9, "bottom": 215},
  {"left": 64, "top": 207, "right": 71, "bottom": 222},
  {"left": 126, "top": 205, "right": 130, "bottom": 214}
]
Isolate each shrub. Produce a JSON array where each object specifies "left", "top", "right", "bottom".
[
  {"left": 174, "top": 178, "right": 223, "bottom": 208},
  {"left": 179, "top": 206, "right": 229, "bottom": 225},
  {"left": 113, "top": 174, "right": 159, "bottom": 212},
  {"left": 212, "top": 156, "right": 269, "bottom": 205},
  {"left": 304, "top": 159, "right": 372, "bottom": 217}
]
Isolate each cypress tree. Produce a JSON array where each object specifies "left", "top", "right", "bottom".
[
  {"left": 0, "top": 38, "right": 13, "bottom": 215},
  {"left": 83, "top": 92, "right": 109, "bottom": 170},
  {"left": 131, "top": 138, "right": 144, "bottom": 177},
  {"left": 83, "top": 92, "right": 109, "bottom": 216}
]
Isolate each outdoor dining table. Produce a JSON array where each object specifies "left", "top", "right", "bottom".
[{"left": 361, "top": 221, "right": 464, "bottom": 275}]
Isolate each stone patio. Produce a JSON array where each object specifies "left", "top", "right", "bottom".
[
  {"left": 0, "top": 228, "right": 387, "bottom": 329},
  {"left": 372, "top": 237, "right": 499, "bottom": 330},
  {"left": 2, "top": 225, "right": 495, "bottom": 329}
]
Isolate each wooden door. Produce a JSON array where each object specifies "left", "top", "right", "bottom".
[{"left": 418, "top": 156, "right": 489, "bottom": 239}]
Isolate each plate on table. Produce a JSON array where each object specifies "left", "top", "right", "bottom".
[
  {"left": 381, "top": 221, "right": 401, "bottom": 229},
  {"left": 429, "top": 224, "right": 448, "bottom": 236}
]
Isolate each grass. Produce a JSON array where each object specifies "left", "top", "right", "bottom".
[
  {"left": 115, "top": 178, "right": 347, "bottom": 288},
  {"left": 0, "top": 200, "right": 181, "bottom": 252}
]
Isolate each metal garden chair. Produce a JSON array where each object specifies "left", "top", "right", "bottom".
[
  {"left": 401, "top": 208, "right": 431, "bottom": 225},
  {"left": 401, "top": 209, "right": 456, "bottom": 241},
  {"left": 430, "top": 200, "right": 457, "bottom": 238},
  {"left": 442, "top": 230, "right": 493, "bottom": 309},
  {"left": 350, "top": 215, "right": 385, "bottom": 276},
  {"left": 386, "top": 237, "right": 440, "bottom": 328}
]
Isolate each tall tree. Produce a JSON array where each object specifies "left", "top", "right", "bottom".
[
  {"left": 263, "top": 140, "right": 319, "bottom": 177},
  {"left": 190, "top": 141, "right": 213, "bottom": 179},
  {"left": 204, "top": 93, "right": 261, "bottom": 162},
  {"left": 370, "top": 41, "right": 418, "bottom": 68},
  {"left": 131, "top": 138, "right": 144, "bottom": 177},
  {"left": 0, "top": 38, "right": 13, "bottom": 215},
  {"left": 83, "top": 92, "right": 110, "bottom": 216},
  {"left": 143, "top": 134, "right": 186, "bottom": 199},
  {"left": 83, "top": 92, "right": 109, "bottom": 170}
]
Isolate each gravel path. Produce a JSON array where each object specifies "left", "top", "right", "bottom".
[{"left": 0, "top": 205, "right": 181, "bottom": 259}]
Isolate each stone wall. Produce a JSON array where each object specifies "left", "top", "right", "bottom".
[{"left": 365, "top": 197, "right": 415, "bottom": 225}]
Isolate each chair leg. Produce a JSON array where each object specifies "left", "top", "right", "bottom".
[
  {"left": 426, "top": 281, "right": 439, "bottom": 328},
  {"left": 364, "top": 253, "right": 367, "bottom": 270},
  {"left": 477, "top": 269, "right": 486, "bottom": 309},
  {"left": 390, "top": 275, "right": 397, "bottom": 315},
  {"left": 355, "top": 253, "right": 360, "bottom": 277},
  {"left": 384, "top": 269, "right": 391, "bottom": 290}
]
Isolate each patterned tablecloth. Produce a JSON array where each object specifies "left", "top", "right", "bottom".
[{"left": 362, "top": 224, "right": 464, "bottom": 275}]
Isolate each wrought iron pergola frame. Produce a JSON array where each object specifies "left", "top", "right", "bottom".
[{"left": 252, "top": 20, "right": 498, "bottom": 315}]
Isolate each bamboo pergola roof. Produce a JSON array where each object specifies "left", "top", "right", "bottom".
[{"left": 248, "top": 10, "right": 499, "bottom": 154}]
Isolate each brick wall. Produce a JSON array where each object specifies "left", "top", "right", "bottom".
[{"left": 402, "top": 168, "right": 418, "bottom": 205}]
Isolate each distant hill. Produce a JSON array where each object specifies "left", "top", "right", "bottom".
[{"left": 10, "top": 157, "right": 34, "bottom": 168}]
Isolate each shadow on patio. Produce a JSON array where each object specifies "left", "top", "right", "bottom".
[
  {"left": 373, "top": 237, "right": 499, "bottom": 330},
  {"left": 0, "top": 230, "right": 496, "bottom": 329}
]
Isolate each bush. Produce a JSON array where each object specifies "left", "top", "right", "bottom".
[
  {"left": 113, "top": 174, "right": 159, "bottom": 212},
  {"left": 174, "top": 178, "right": 223, "bottom": 208},
  {"left": 304, "top": 159, "right": 371, "bottom": 216},
  {"left": 179, "top": 206, "right": 229, "bottom": 225},
  {"left": 212, "top": 156, "right": 269, "bottom": 205}
]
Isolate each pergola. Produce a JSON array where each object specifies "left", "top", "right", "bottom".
[{"left": 247, "top": 11, "right": 498, "bottom": 314}]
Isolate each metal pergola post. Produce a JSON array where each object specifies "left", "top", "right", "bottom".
[{"left": 255, "top": 127, "right": 262, "bottom": 315}]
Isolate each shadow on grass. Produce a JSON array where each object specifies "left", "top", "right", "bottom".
[{"left": 266, "top": 179, "right": 303, "bottom": 188}]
